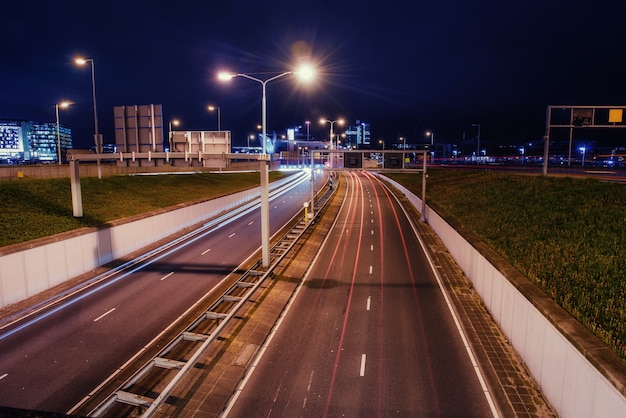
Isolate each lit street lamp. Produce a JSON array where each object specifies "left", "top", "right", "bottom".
[
  {"left": 207, "top": 105, "right": 221, "bottom": 131},
  {"left": 320, "top": 118, "right": 344, "bottom": 167},
  {"left": 75, "top": 57, "right": 102, "bottom": 178},
  {"left": 426, "top": 131, "right": 434, "bottom": 145},
  {"left": 55, "top": 101, "right": 72, "bottom": 165},
  {"left": 218, "top": 65, "right": 315, "bottom": 267},
  {"left": 580, "top": 146, "right": 586, "bottom": 166},
  {"left": 400, "top": 136, "right": 406, "bottom": 150},
  {"left": 168, "top": 119, "right": 180, "bottom": 151},
  {"left": 472, "top": 123, "right": 481, "bottom": 163},
  {"left": 305, "top": 120, "right": 310, "bottom": 141}
]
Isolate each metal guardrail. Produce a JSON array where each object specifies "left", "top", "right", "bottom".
[{"left": 83, "top": 176, "right": 336, "bottom": 417}]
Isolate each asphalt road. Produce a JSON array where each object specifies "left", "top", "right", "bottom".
[
  {"left": 225, "top": 171, "right": 496, "bottom": 417},
  {"left": 0, "top": 171, "right": 317, "bottom": 414}
]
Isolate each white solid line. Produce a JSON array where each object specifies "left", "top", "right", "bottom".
[
  {"left": 367, "top": 296, "right": 371, "bottom": 311},
  {"left": 94, "top": 308, "right": 116, "bottom": 322},
  {"left": 161, "top": 271, "right": 174, "bottom": 281},
  {"left": 360, "top": 354, "right": 366, "bottom": 376},
  {"left": 201, "top": 248, "right": 211, "bottom": 255},
  {"left": 228, "top": 233, "right": 236, "bottom": 238},
  {"left": 0, "top": 373, "right": 7, "bottom": 380}
]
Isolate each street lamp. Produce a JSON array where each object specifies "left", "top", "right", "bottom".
[
  {"left": 218, "top": 64, "right": 314, "bottom": 155},
  {"left": 426, "top": 131, "right": 434, "bottom": 145},
  {"left": 400, "top": 136, "right": 406, "bottom": 150},
  {"left": 168, "top": 119, "right": 180, "bottom": 151},
  {"left": 207, "top": 105, "right": 221, "bottom": 131},
  {"left": 580, "top": 146, "right": 586, "bottom": 166},
  {"left": 305, "top": 120, "right": 310, "bottom": 141},
  {"left": 75, "top": 57, "right": 102, "bottom": 178},
  {"left": 55, "top": 101, "right": 72, "bottom": 165},
  {"left": 218, "top": 64, "right": 315, "bottom": 267},
  {"left": 472, "top": 123, "right": 481, "bottom": 163},
  {"left": 320, "top": 118, "right": 344, "bottom": 167}
]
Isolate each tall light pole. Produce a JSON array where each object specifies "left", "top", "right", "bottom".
[
  {"left": 75, "top": 57, "right": 102, "bottom": 178},
  {"left": 207, "top": 105, "right": 221, "bottom": 131},
  {"left": 55, "top": 101, "right": 72, "bottom": 165},
  {"left": 400, "top": 136, "right": 406, "bottom": 149},
  {"left": 426, "top": 131, "right": 434, "bottom": 163},
  {"left": 472, "top": 123, "right": 481, "bottom": 163},
  {"left": 426, "top": 131, "right": 434, "bottom": 145},
  {"left": 305, "top": 120, "right": 310, "bottom": 141},
  {"left": 168, "top": 119, "right": 179, "bottom": 151},
  {"left": 218, "top": 65, "right": 315, "bottom": 267},
  {"left": 320, "top": 118, "right": 344, "bottom": 168}
]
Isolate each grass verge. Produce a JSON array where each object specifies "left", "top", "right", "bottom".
[{"left": 386, "top": 169, "right": 626, "bottom": 360}]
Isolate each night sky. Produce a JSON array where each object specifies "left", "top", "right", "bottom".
[{"left": 2, "top": 0, "right": 625, "bottom": 150}]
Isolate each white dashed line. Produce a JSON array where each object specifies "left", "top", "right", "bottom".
[
  {"left": 229, "top": 233, "right": 236, "bottom": 238},
  {"left": 202, "top": 248, "right": 211, "bottom": 255},
  {"left": 360, "top": 354, "right": 367, "bottom": 376},
  {"left": 94, "top": 308, "right": 116, "bottom": 322},
  {"left": 0, "top": 373, "right": 7, "bottom": 381},
  {"left": 367, "top": 296, "right": 371, "bottom": 311},
  {"left": 161, "top": 271, "right": 174, "bottom": 281}
]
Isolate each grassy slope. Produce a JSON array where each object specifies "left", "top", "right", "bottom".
[
  {"left": 386, "top": 169, "right": 626, "bottom": 359},
  {"left": 0, "top": 172, "right": 287, "bottom": 246}
]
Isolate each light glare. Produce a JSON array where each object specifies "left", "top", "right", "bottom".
[{"left": 218, "top": 72, "right": 235, "bottom": 81}]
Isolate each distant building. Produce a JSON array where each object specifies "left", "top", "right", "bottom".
[
  {"left": 344, "top": 120, "right": 371, "bottom": 149},
  {"left": 0, "top": 119, "right": 72, "bottom": 164}
]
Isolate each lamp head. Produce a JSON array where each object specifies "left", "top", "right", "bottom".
[{"left": 218, "top": 72, "right": 235, "bottom": 81}]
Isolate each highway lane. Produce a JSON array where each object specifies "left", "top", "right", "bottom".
[
  {"left": 0, "top": 171, "right": 320, "bottom": 413},
  {"left": 226, "top": 171, "right": 496, "bottom": 417}
]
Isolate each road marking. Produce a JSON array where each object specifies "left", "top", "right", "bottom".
[
  {"left": 369, "top": 266, "right": 373, "bottom": 274},
  {"left": 366, "top": 296, "right": 371, "bottom": 311},
  {"left": 94, "top": 308, "right": 116, "bottom": 322},
  {"left": 160, "top": 271, "right": 174, "bottom": 281},
  {"left": 0, "top": 373, "right": 7, "bottom": 380},
  {"left": 228, "top": 233, "right": 236, "bottom": 238},
  {"left": 371, "top": 230, "right": 374, "bottom": 235},
  {"left": 371, "top": 219, "right": 374, "bottom": 223},
  {"left": 201, "top": 248, "right": 211, "bottom": 255},
  {"left": 360, "top": 354, "right": 366, "bottom": 376},
  {"left": 370, "top": 244, "right": 374, "bottom": 251},
  {"left": 247, "top": 221, "right": 254, "bottom": 226}
]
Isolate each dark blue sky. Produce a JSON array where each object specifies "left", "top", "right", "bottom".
[{"left": 2, "top": 0, "right": 625, "bottom": 150}]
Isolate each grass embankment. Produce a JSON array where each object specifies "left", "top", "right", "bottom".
[
  {"left": 0, "top": 171, "right": 287, "bottom": 247},
  {"left": 386, "top": 169, "right": 626, "bottom": 359}
]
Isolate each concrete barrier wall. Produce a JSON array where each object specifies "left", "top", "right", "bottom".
[
  {"left": 382, "top": 175, "right": 626, "bottom": 418},
  {"left": 0, "top": 175, "right": 294, "bottom": 309}
]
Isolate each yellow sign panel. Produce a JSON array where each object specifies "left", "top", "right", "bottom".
[{"left": 608, "top": 109, "right": 623, "bottom": 123}]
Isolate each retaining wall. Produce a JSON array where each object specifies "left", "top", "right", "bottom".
[{"left": 0, "top": 175, "right": 294, "bottom": 309}]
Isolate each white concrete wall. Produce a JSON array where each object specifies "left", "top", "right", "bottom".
[
  {"left": 0, "top": 175, "right": 294, "bottom": 309},
  {"left": 382, "top": 175, "right": 626, "bottom": 418}
]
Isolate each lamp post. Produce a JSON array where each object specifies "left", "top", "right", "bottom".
[
  {"left": 55, "top": 101, "right": 71, "bottom": 165},
  {"left": 207, "top": 105, "right": 221, "bottom": 131},
  {"left": 320, "top": 118, "right": 344, "bottom": 168},
  {"left": 426, "top": 131, "right": 434, "bottom": 163},
  {"left": 305, "top": 120, "right": 310, "bottom": 141},
  {"left": 75, "top": 57, "right": 102, "bottom": 178},
  {"left": 472, "top": 123, "right": 481, "bottom": 163},
  {"left": 400, "top": 136, "right": 406, "bottom": 150},
  {"left": 168, "top": 119, "right": 179, "bottom": 151},
  {"left": 218, "top": 65, "right": 314, "bottom": 267},
  {"left": 580, "top": 146, "right": 586, "bottom": 166}
]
